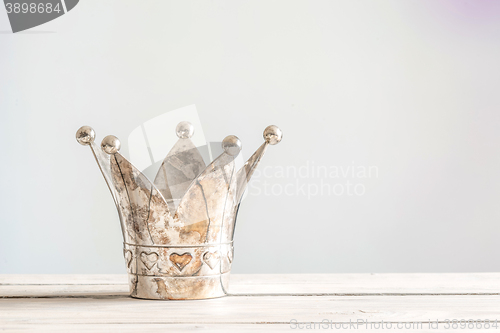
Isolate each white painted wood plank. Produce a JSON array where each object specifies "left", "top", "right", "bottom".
[
  {"left": 0, "top": 285, "right": 128, "bottom": 298},
  {"left": 230, "top": 273, "right": 500, "bottom": 295},
  {"left": 0, "top": 296, "right": 498, "bottom": 325},
  {"left": 1, "top": 274, "right": 499, "bottom": 297},
  {"left": 0, "top": 274, "right": 127, "bottom": 285}
]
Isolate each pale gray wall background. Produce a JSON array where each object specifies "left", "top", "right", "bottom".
[{"left": 1, "top": 0, "right": 500, "bottom": 274}]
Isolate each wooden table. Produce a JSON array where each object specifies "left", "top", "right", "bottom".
[{"left": 0, "top": 274, "right": 499, "bottom": 332}]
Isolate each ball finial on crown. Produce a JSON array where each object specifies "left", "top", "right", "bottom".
[
  {"left": 101, "top": 135, "right": 121, "bottom": 155},
  {"left": 176, "top": 121, "right": 195, "bottom": 139},
  {"left": 76, "top": 126, "right": 96, "bottom": 145},
  {"left": 263, "top": 125, "right": 282, "bottom": 145},
  {"left": 222, "top": 135, "right": 242, "bottom": 156}
]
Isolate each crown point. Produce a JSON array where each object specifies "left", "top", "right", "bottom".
[
  {"left": 101, "top": 135, "right": 121, "bottom": 154},
  {"left": 222, "top": 135, "right": 242, "bottom": 156},
  {"left": 263, "top": 125, "right": 282, "bottom": 145},
  {"left": 176, "top": 121, "right": 194, "bottom": 139},
  {"left": 76, "top": 126, "right": 95, "bottom": 145}
]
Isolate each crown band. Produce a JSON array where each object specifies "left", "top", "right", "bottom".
[
  {"left": 124, "top": 242, "right": 233, "bottom": 299},
  {"left": 123, "top": 243, "right": 233, "bottom": 275}
]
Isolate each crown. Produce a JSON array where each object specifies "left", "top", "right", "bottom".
[{"left": 76, "top": 122, "right": 282, "bottom": 300}]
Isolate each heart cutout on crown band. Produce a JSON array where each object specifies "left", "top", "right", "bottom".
[
  {"left": 170, "top": 252, "right": 192, "bottom": 272},
  {"left": 202, "top": 251, "right": 220, "bottom": 270},
  {"left": 123, "top": 249, "right": 133, "bottom": 268},
  {"left": 140, "top": 252, "right": 159, "bottom": 270}
]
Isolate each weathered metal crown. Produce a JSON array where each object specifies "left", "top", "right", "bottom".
[{"left": 76, "top": 122, "right": 282, "bottom": 300}]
